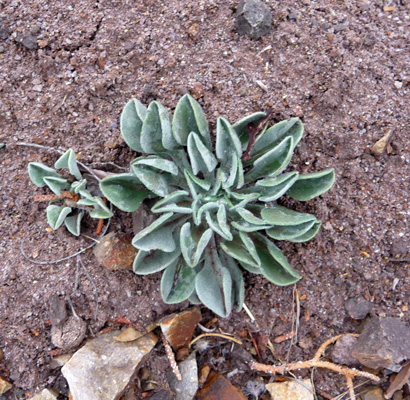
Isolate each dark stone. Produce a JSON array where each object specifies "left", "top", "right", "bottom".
[
  {"left": 15, "top": 33, "right": 38, "bottom": 50},
  {"left": 352, "top": 316, "right": 410, "bottom": 370},
  {"left": 390, "top": 238, "right": 410, "bottom": 257},
  {"left": 0, "top": 23, "right": 10, "bottom": 40},
  {"left": 235, "top": 0, "right": 272, "bottom": 40},
  {"left": 330, "top": 335, "right": 360, "bottom": 366},
  {"left": 345, "top": 296, "right": 373, "bottom": 320},
  {"left": 288, "top": 12, "right": 299, "bottom": 21},
  {"left": 48, "top": 295, "right": 68, "bottom": 327}
]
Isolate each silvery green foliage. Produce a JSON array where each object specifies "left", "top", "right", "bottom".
[
  {"left": 28, "top": 149, "right": 113, "bottom": 236},
  {"left": 100, "top": 95, "right": 335, "bottom": 317}
]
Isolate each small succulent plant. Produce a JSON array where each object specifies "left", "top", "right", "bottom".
[
  {"left": 28, "top": 149, "right": 113, "bottom": 236},
  {"left": 100, "top": 95, "right": 335, "bottom": 317}
]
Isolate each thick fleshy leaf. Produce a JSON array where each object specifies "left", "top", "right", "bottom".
[
  {"left": 195, "top": 248, "right": 233, "bottom": 318},
  {"left": 188, "top": 291, "right": 201, "bottom": 305},
  {"left": 151, "top": 190, "right": 192, "bottom": 214},
  {"left": 184, "top": 170, "right": 211, "bottom": 199},
  {"left": 235, "top": 208, "right": 267, "bottom": 226},
  {"left": 132, "top": 156, "right": 179, "bottom": 176},
  {"left": 120, "top": 98, "right": 147, "bottom": 152},
  {"left": 140, "top": 101, "right": 174, "bottom": 153},
  {"left": 231, "top": 220, "right": 271, "bottom": 232},
  {"left": 216, "top": 117, "right": 242, "bottom": 160},
  {"left": 244, "top": 136, "right": 294, "bottom": 183},
  {"left": 54, "top": 149, "right": 82, "bottom": 180},
  {"left": 43, "top": 177, "right": 70, "bottom": 196},
  {"left": 288, "top": 220, "right": 322, "bottom": 243},
  {"left": 180, "top": 222, "right": 213, "bottom": 267},
  {"left": 132, "top": 212, "right": 176, "bottom": 252},
  {"left": 132, "top": 165, "right": 170, "bottom": 197},
  {"left": 220, "top": 233, "right": 260, "bottom": 268},
  {"left": 266, "top": 220, "right": 316, "bottom": 240},
  {"left": 261, "top": 204, "right": 316, "bottom": 226},
  {"left": 161, "top": 258, "right": 197, "bottom": 304},
  {"left": 232, "top": 111, "right": 267, "bottom": 147},
  {"left": 251, "top": 233, "right": 301, "bottom": 286},
  {"left": 219, "top": 250, "right": 245, "bottom": 312},
  {"left": 64, "top": 211, "right": 84, "bottom": 236},
  {"left": 287, "top": 168, "right": 336, "bottom": 201},
  {"left": 255, "top": 171, "right": 299, "bottom": 202},
  {"left": 250, "top": 118, "right": 303, "bottom": 159},
  {"left": 71, "top": 179, "right": 87, "bottom": 194},
  {"left": 187, "top": 132, "right": 217, "bottom": 175},
  {"left": 133, "top": 246, "right": 181, "bottom": 274},
  {"left": 28, "top": 162, "right": 59, "bottom": 187},
  {"left": 90, "top": 197, "right": 113, "bottom": 219},
  {"left": 100, "top": 173, "right": 151, "bottom": 212},
  {"left": 196, "top": 202, "right": 219, "bottom": 225},
  {"left": 172, "top": 94, "right": 210, "bottom": 147},
  {"left": 205, "top": 211, "right": 232, "bottom": 241},
  {"left": 46, "top": 205, "right": 72, "bottom": 230}
]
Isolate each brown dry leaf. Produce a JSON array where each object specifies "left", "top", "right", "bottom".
[
  {"left": 385, "top": 360, "right": 410, "bottom": 399},
  {"left": 372, "top": 132, "right": 392, "bottom": 155},
  {"left": 113, "top": 327, "right": 143, "bottom": 342}
]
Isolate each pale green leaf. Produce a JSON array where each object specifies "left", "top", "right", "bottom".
[
  {"left": 216, "top": 117, "right": 242, "bottom": 160},
  {"left": 287, "top": 168, "right": 336, "bottom": 201},
  {"left": 161, "top": 258, "right": 197, "bottom": 304},
  {"left": 220, "top": 233, "right": 260, "bottom": 268},
  {"left": 180, "top": 222, "right": 213, "bottom": 267},
  {"left": 151, "top": 190, "right": 192, "bottom": 214},
  {"left": 232, "top": 111, "right": 267, "bottom": 147},
  {"left": 261, "top": 204, "right": 316, "bottom": 226},
  {"left": 28, "top": 162, "right": 59, "bottom": 187},
  {"left": 100, "top": 173, "right": 151, "bottom": 212},
  {"left": 54, "top": 149, "right": 82, "bottom": 180},
  {"left": 172, "top": 94, "right": 210, "bottom": 147},
  {"left": 43, "top": 177, "right": 70, "bottom": 196},
  {"left": 46, "top": 205, "right": 72, "bottom": 230},
  {"left": 205, "top": 211, "right": 232, "bottom": 241},
  {"left": 133, "top": 246, "right": 181, "bottom": 275},
  {"left": 132, "top": 165, "right": 170, "bottom": 197},
  {"left": 266, "top": 220, "right": 316, "bottom": 240},
  {"left": 64, "top": 211, "right": 84, "bottom": 236},
  {"left": 90, "top": 197, "right": 113, "bottom": 219},
  {"left": 71, "top": 179, "right": 87, "bottom": 194},
  {"left": 256, "top": 171, "right": 299, "bottom": 202},
  {"left": 187, "top": 132, "right": 217, "bottom": 175},
  {"left": 288, "top": 220, "right": 322, "bottom": 243},
  {"left": 120, "top": 98, "right": 147, "bottom": 152},
  {"left": 132, "top": 156, "right": 179, "bottom": 176},
  {"left": 244, "top": 136, "right": 294, "bottom": 183}
]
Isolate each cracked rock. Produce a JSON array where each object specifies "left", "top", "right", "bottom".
[
  {"left": 235, "top": 0, "right": 272, "bottom": 40},
  {"left": 345, "top": 296, "right": 373, "bottom": 320},
  {"left": 51, "top": 316, "right": 87, "bottom": 351},
  {"left": 62, "top": 331, "right": 157, "bottom": 400},
  {"left": 330, "top": 335, "right": 360, "bottom": 367},
  {"left": 352, "top": 316, "right": 410, "bottom": 370}
]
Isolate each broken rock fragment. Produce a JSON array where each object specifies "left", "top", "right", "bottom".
[
  {"left": 266, "top": 379, "right": 314, "bottom": 400},
  {"left": 167, "top": 352, "right": 198, "bottom": 400},
  {"left": 160, "top": 307, "right": 201, "bottom": 351},
  {"left": 62, "top": 331, "right": 157, "bottom": 400},
  {"left": 345, "top": 296, "right": 373, "bottom": 320},
  {"left": 0, "top": 376, "right": 12, "bottom": 394},
  {"left": 352, "top": 316, "right": 410, "bottom": 370},
  {"left": 330, "top": 334, "right": 360, "bottom": 367},
  {"left": 235, "top": 0, "right": 272, "bottom": 40},
  {"left": 196, "top": 372, "right": 247, "bottom": 400},
  {"left": 27, "top": 388, "right": 58, "bottom": 400}
]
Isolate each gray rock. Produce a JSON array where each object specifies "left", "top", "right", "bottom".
[
  {"left": 235, "top": 0, "right": 272, "bottom": 40},
  {"left": 51, "top": 316, "right": 87, "bottom": 351},
  {"left": 15, "top": 33, "right": 38, "bottom": 50},
  {"left": 345, "top": 296, "right": 373, "bottom": 319},
  {"left": 0, "top": 24, "right": 10, "bottom": 40},
  {"left": 62, "top": 331, "right": 157, "bottom": 400},
  {"left": 48, "top": 295, "right": 67, "bottom": 327},
  {"left": 352, "top": 316, "right": 410, "bottom": 370},
  {"left": 333, "top": 21, "right": 349, "bottom": 33},
  {"left": 330, "top": 335, "right": 360, "bottom": 366},
  {"left": 0, "top": 45, "right": 4, "bottom": 53},
  {"left": 167, "top": 352, "right": 198, "bottom": 400}
]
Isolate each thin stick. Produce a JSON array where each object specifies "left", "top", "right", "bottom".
[
  {"left": 346, "top": 376, "right": 355, "bottom": 400},
  {"left": 312, "top": 334, "right": 359, "bottom": 362},
  {"left": 243, "top": 302, "right": 255, "bottom": 322},
  {"left": 160, "top": 332, "right": 182, "bottom": 381},
  {"left": 35, "top": 192, "right": 79, "bottom": 202},
  {"left": 189, "top": 333, "right": 242, "bottom": 348},
  {"left": 16, "top": 142, "right": 101, "bottom": 182}
]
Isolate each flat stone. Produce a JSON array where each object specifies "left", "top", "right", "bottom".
[
  {"left": 266, "top": 379, "right": 314, "bottom": 400},
  {"left": 93, "top": 232, "right": 137, "bottom": 271},
  {"left": 330, "top": 335, "right": 360, "bottom": 367},
  {"left": 160, "top": 307, "right": 201, "bottom": 351},
  {"left": 345, "top": 296, "right": 373, "bottom": 320},
  {"left": 360, "top": 386, "right": 385, "bottom": 400},
  {"left": 235, "top": 0, "right": 272, "bottom": 40},
  {"left": 0, "top": 377, "right": 12, "bottom": 394},
  {"left": 48, "top": 295, "right": 67, "bottom": 327},
  {"left": 62, "top": 331, "right": 157, "bottom": 400},
  {"left": 352, "top": 317, "right": 410, "bottom": 370},
  {"left": 196, "top": 372, "right": 247, "bottom": 400},
  {"left": 27, "top": 388, "right": 58, "bottom": 400},
  {"left": 51, "top": 316, "right": 87, "bottom": 351},
  {"left": 167, "top": 352, "right": 198, "bottom": 400}
]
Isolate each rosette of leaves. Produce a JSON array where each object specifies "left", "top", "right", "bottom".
[
  {"left": 100, "top": 95, "right": 335, "bottom": 317},
  {"left": 28, "top": 149, "right": 113, "bottom": 236}
]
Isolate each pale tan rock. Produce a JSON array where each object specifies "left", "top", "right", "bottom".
[
  {"left": 372, "top": 132, "right": 392, "bottom": 155},
  {"left": 62, "top": 331, "right": 157, "bottom": 400},
  {"left": 28, "top": 388, "right": 58, "bottom": 400},
  {"left": 266, "top": 379, "right": 314, "bottom": 400},
  {"left": 0, "top": 377, "right": 12, "bottom": 394}
]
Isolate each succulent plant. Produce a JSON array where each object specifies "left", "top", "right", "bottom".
[
  {"left": 28, "top": 149, "right": 113, "bottom": 236},
  {"left": 100, "top": 95, "right": 335, "bottom": 317}
]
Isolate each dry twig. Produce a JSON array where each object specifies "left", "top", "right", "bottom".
[
  {"left": 189, "top": 332, "right": 242, "bottom": 348},
  {"left": 250, "top": 334, "right": 379, "bottom": 400},
  {"left": 160, "top": 332, "right": 182, "bottom": 381}
]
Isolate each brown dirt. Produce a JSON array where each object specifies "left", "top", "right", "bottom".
[{"left": 0, "top": 0, "right": 409, "bottom": 398}]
